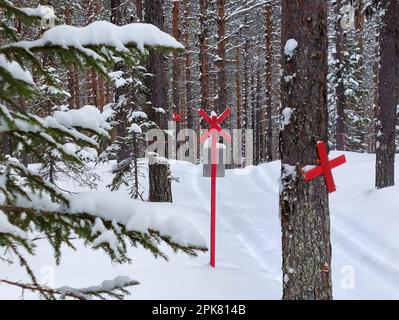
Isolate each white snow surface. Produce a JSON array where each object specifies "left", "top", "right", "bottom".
[
  {"left": 50, "top": 105, "right": 112, "bottom": 135},
  {"left": 0, "top": 54, "right": 34, "bottom": 85},
  {"left": 2, "top": 152, "right": 399, "bottom": 299},
  {"left": 19, "top": 4, "right": 56, "bottom": 20},
  {"left": 0, "top": 210, "right": 28, "bottom": 239},
  {"left": 9, "top": 21, "right": 184, "bottom": 55},
  {"left": 284, "top": 39, "right": 298, "bottom": 59}
]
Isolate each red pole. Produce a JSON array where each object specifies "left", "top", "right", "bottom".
[{"left": 210, "top": 128, "right": 218, "bottom": 268}]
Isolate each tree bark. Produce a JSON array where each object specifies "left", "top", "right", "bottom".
[
  {"left": 216, "top": 0, "right": 227, "bottom": 115},
  {"left": 375, "top": 0, "right": 399, "bottom": 189},
  {"left": 110, "top": 0, "right": 129, "bottom": 163},
  {"left": 242, "top": 16, "right": 250, "bottom": 130},
  {"left": 145, "top": 0, "right": 167, "bottom": 129},
  {"left": 172, "top": 0, "right": 182, "bottom": 132},
  {"left": 136, "top": 0, "right": 143, "bottom": 22},
  {"left": 280, "top": 0, "right": 332, "bottom": 300},
  {"left": 335, "top": 0, "right": 346, "bottom": 151},
  {"left": 98, "top": 75, "right": 106, "bottom": 111},
  {"left": 64, "top": 4, "right": 76, "bottom": 109},
  {"left": 149, "top": 158, "right": 173, "bottom": 202},
  {"left": 199, "top": 0, "right": 210, "bottom": 113},
  {"left": 265, "top": 3, "right": 273, "bottom": 162},
  {"left": 183, "top": 0, "right": 194, "bottom": 130},
  {"left": 235, "top": 47, "right": 242, "bottom": 130}
]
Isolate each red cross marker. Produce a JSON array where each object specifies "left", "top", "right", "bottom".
[
  {"left": 303, "top": 141, "right": 346, "bottom": 193},
  {"left": 198, "top": 108, "right": 231, "bottom": 268},
  {"left": 172, "top": 111, "right": 184, "bottom": 122}
]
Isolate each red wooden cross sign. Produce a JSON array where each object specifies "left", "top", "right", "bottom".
[
  {"left": 171, "top": 111, "right": 184, "bottom": 122},
  {"left": 198, "top": 108, "right": 232, "bottom": 268},
  {"left": 303, "top": 141, "right": 346, "bottom": 193}
]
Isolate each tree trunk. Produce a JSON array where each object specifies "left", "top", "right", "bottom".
[
  {"left": 235, "top": 47, "right": 242, "bottom": 130},
  {"left": 265, "top": 3, "right": 273, "bottom": 162},
  {"left": 149, "top": 157, "right": 173, "bottom": 202},
  {"left": 98, "top": 75, "right": 106, "bottom": 111},
  {"left": 183, "top": 0, "right": 194, "bottom": 130},
  {"left": 335, "top": 0, "right": 346, "bottom": 151},
  {"left": 280, "top": 0, "right": 332, "bottom": 300},
  {"left": 144, "top": 0, "right": 173, "bottom": 200},
  {"left": 145, "top": 0, "right": 167, "bottom": 129},
  {"left": 172, "top": 0, "right": 181, "bottom": 132},
  {"left": 110, "top": 0, "right": 129, "bottom": 163},
  {"left": 255, "top": 65, "right": 262, "bottom": 164},
  {"left": 242, "top": 23, "right": 249, "bottom": 130},
  {"left": 90, "top": 68, "right": 99, "bottom": 107},
  {"left": 199, "top": 0, "right": 210, "bottom": 113},
  {"left": 136, "top": 0, "right": 143, "bottom": 22},
  {"left": 64, "top": 4, "right": 76, "bottom": 109},
  {"left": 375, "top": 0, "right": 399, "bottom": 189},
  {"left": 216, "top": 0, "right": 227, "bottom": 115},
  {"left": 73, "top": 66, "right": 80, "bottom": 109}
]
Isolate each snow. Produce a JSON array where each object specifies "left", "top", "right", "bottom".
[
  {"left": 153, "top": 107, "right": 166, "bottom": 114},
  {"left": 19, "top": 5, "right": 56, "bottom": 21},
  {"left": 280, "top": 107, "right": 294, "bottom": 130},
  {"left": 129, "top": 123, "right": 142, "bottom": 134},
  {"left": 57, "top": 276, "right": 137, "bottom": 299},
  {"left": 0, "top": 54, "right": 34, "bottom": 85},
  {"left": 0, "top": 210, "right": 28, "bottom": 239},
  {"left": 109, "top": 71, "right": 133, "bottom": 88},
  {"left": 3, "top": 153, "right": 399, "bottom": 299},
  {"left": 15, "top": 190, "right": 206, "bottom": 249},
  {"left": 284, "top": 39, "right": 298, "bottom": 59},
  {"left": 50, "top": 105, "right": 112, "bottom": 136},
  {"left": 9, "top": 21, "right": 184, "bottom": 56},
  {"left": 131, "top": 111, "right": 148, "bottom": 120},
  {"left": 92, "top": 230, "right": 121, "bottom": 259}
]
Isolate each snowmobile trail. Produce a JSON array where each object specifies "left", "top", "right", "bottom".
[{"left": 4, "top": 153, "right": 399, "bottom": 299}]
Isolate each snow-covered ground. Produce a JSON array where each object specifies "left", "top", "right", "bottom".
[{"left": 2, "top": 152, "right": 399, "bottom": 300}]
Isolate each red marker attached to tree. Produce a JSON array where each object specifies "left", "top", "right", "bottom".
[
  {"left": 198, "top": 108, "right": 231, "bottom": 268},
  {"left": 303, "top": 141, "right": 346, "bottom": 193},
  {"left": 171, "top": 111, "right": 184, "bottom": 122}
]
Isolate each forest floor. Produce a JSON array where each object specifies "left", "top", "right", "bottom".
[{"left": 2, "top": 152, "right": 399, "bottom": 299}]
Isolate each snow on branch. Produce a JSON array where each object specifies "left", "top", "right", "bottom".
[
  {"left": 15, "top": 191, "right": 207, "bottom": 250},
  {"left": 18, "top": 4, "right": 56, "bottom": 21},
  {"left": 225, "top": 0, "right": 270, "bottom": 22},
  {"left": 1, "top": 276, "right": 138, "bottom": 300},
  {"left": 0, "top": 54, "right": 34, "bottom": 85},
  {"left": 6, "top": 21, "right": 184, "bottom": 57}
]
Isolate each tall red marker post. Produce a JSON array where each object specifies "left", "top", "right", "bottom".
[{"left": 198, "top": 108, "right": 232, "bottom": 268}]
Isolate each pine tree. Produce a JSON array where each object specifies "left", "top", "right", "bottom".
[
  {"left": 375, "top": 0, "right": 399, "bottom": 189},
  {"left": 280, "top": 0, "right": 332, "bottom": 300},
  {"left": 0, "top": 1, "right": 206, "bottom": 299}
]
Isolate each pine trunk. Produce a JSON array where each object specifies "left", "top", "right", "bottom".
[
  {"left": 280, "top": 0, "right": 332, "bottom": 300},
  {"left": 110, "top": 0, "right": 129, "bottom": 163},
  {"left": 199, "top": 0, "right": 210, "bottom": 113},
  {"left": 183, "top": 0, "right": 194, "bottom": 130},
  {"left": 265, "top": 4, "right": 273, "bottom": 162},
  {"left": 216, "top": 0, "right": 227, "bottom": 115},
  {"left": 235, "top": 47, "right": 242, "bottom": 130},
  {"left": 149, "top": 158, "right": 173, "bottom": 203},
  {"left": 172, "top": 0, "right": 181, "bottom": 132},
  {"left": 98, "top": 75, "right": 106, "bottom": 111},
  {"left": 136, "top": 0, "right": 143, "bottom": 22},
  {"left": 335, "top": 0, "right": 346, "bottom": 151},
  {"left": 375, "top": 0, "right": 399, "bottom": 189},
  {"left": 65, "top": 4, "right": 76, "bottom": 109},
  {"left": 145, "top": 0, "right": 167, "bottom": 129}
]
